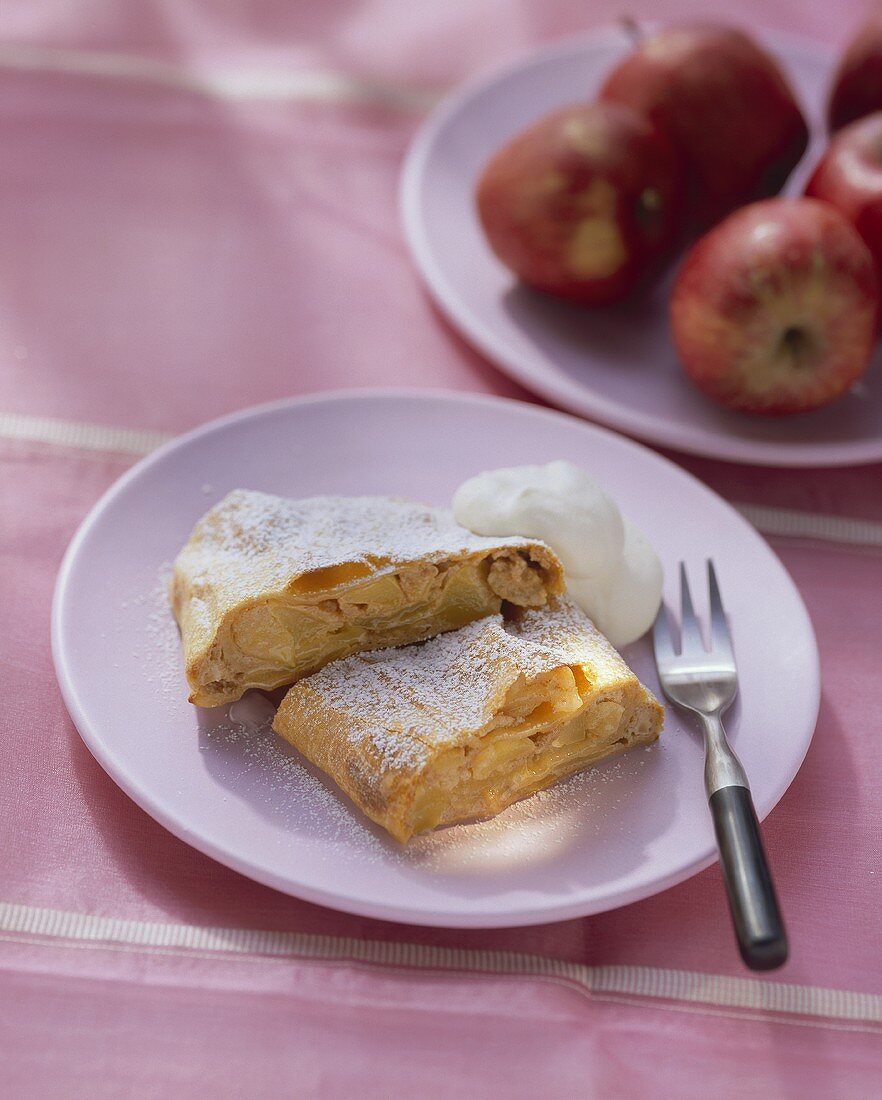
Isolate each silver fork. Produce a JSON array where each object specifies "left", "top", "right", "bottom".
[{"left": 653, "top": 560, "right": 788, "bottom": 971}]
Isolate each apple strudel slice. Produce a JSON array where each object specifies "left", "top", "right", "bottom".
[
  {"left": 171, "top": 490, "right": 564, "bottom": 706},
  {"left": 273, "top": 596, "right": 663, "bottom": 842}
]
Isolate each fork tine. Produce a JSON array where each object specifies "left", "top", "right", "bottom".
[
  {"left": 652, "top": 603, "right": 676, "bottom": 662},
  {"left": 678, "top": 561, "right": 706, "bottom": 653},
  {"left": 707, "top": 559, "right": 735, "bottom": 662}
]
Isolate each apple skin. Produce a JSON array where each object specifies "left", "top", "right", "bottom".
[
  {"left": 828, "top": 14, "right": 882, "bottom": 130},
  {"left": 475, "top": 102, "right": 685, "bottom": 305},
  {"left": 806, "top": 112, "right": 882, "bottom": 274},
  {"left": 670, "top": 198, "right": 879, "bottom": 416},
  {"left": 599, "top": 24, "right": 809, "bottom": 227}
]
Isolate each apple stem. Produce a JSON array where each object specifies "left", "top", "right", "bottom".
[{"left": 618, "top": 16, "right": 644, "bottom": 47}]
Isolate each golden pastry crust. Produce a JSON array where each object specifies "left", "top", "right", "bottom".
[
  {"left": 273, "top": 596, "right": 663, "bottom": 842},
  {"left": 171, "top": 490, "right": 564, "bottom": 706}
]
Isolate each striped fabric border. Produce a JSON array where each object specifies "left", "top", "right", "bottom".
[
  {"left": 734, "top": 502, "right": 882, "bottom": 548},
  {"left": 3, "top": 411, "right": 882, "bottom": 548},
  {"left": 1, "top": 901, "right": 879, "bottom": 1026},
  {"left": 0, "top": 411, "right": 170, "bottom": 455},
  {"left": 0, "top": 43, "right": 440, "bottom": 110}
]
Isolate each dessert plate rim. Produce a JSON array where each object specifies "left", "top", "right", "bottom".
[{"left": 52, "top": 388, "right": 820, "bottom": 927}]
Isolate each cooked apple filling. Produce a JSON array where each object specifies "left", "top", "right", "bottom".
[
  {"left": 171, "top": 491, "right": 563, "bottom": 706},
  {"left": 209, "top": 552, "right": 554, "bottom": 702},
  {"left": 273, "top": 597, "right": 663, "bottom": 842}
]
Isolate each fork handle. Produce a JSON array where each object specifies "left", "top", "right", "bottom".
[{"left": 709, "top": 785, "right": 788, "bottom": 971}]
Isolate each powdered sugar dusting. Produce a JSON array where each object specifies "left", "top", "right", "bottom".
[
  {"left": 291, "top": 615, "right": 516, "bottom": 773},
  {"left": 174, "top": 489, "right": 553, "bottom": 604},
  {"left": 282, "top": 596, "right": 641, "bottom": 775},
  {"left": 201, "top": 711, "right": 393, "bottom": 858},
  {"left": 141, "top": 562, "right": 188, "bottom": 700},
  {"left": 201, "top": 708, "right": 661, "bottom": 869},
  {"left": 508, "top": 598, "right": 633, "bottom": 681},
  {"left": 145, "top": 564, "right": 661, "bottom": 868}
]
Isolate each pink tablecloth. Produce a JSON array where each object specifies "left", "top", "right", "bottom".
[{"left": 1, "top": 3, "right": 880, "bottom": 1096}]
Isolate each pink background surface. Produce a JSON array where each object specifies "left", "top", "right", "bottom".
[{"left": 1, "top": 2, "right": 881, "bottom": 1095}]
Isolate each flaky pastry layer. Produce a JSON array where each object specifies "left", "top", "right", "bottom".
[
  {"left": 171, "top": 491, "right": 563, "bottom": 705},
  {"left": 273, "top": 597, "right": 663, "bottom": 842}
]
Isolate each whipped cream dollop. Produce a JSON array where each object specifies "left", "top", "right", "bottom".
[{"left": 452, "top": 460, "right": 662, "bottom": 647}]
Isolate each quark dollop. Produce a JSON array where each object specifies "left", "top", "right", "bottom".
[{"left": 452, "top": 460, "right": 662, "bottom": 647}]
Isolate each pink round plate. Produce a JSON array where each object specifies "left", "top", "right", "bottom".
[
  {"left": 401, "top": 29, "right": 882, "bottom": 466},
  {"left": 52, "top": 390, "right": 819, "bottom": 927}
]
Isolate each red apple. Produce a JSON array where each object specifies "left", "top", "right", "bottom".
[
  {"left": 806, "top": 112, "right": 882, "bottom": 275},
  {"left": 475, "top": 102, "right": 685, "bottom": 304},
  {"left": 670, "top": 198, "right": 879, "bottom": 415},
  {"left": 828, "top": 13, "right": 882, "bottom": 130},
  {"left": 599, "top": 24, "right": 809, "bottom": 226}
]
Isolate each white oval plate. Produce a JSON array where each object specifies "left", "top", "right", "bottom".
[
  {"left": 401, "top": 29, "right": 882, "bottom": 466},
  {"left": 52, "top": 390, "right": 819, "bottom": 927}
]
